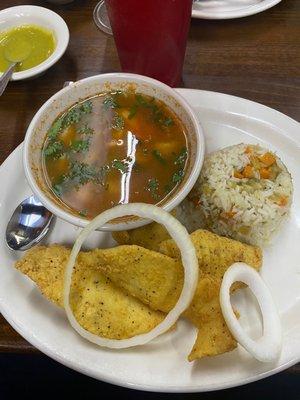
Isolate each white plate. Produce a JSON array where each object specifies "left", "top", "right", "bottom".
[
  {"left": 0, "top": 89, "right": 299, "bottom": 392},
  {"left": 192, "top": 0, "right": 281, "bottom": 19}
]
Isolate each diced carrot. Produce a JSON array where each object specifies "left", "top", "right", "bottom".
[
  {"left": 220, "top": 210, "right": 236, "bottom": 219},
  {"left": 259, "top": 167, "right": 270, "bottom": 179},
  {"left": 277, "top": 196, "right": 288, "bottom": 206},
  {"left": 259, "top": 152, "right": 276, "bottom": 167},
  {"left": 242, "top": 164, "right": 254, "bottom": 178},
  {"left": 234, "top": 170, "right": 244, "bottom": 179},
  {"left": 244, "top": 146, "right": 253, "bottom": 154}
]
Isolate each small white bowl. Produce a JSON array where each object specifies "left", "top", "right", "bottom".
[
  {"left": 23, "top": 73, "right": 205, "bottom": 231},
  {"left": 0, "top": 5, "right": 69, "bottom": 81}
]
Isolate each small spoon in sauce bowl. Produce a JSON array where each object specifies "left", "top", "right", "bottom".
[
  {"left": 0, "top": 42, "right": 31, "bottom": 96},
  {"left": 5, "top": 196, "right": 53, "bottom": 251}
]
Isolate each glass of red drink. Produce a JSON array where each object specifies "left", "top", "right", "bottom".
[{"left": 105, "top": 0, "right": 193, "bottom": 87}]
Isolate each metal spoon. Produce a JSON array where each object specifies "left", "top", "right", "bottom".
[
  {"left": 0, "top": 43, "right": 31, "bottom": 96},
  {"left": 5, "top": 196, "right": 53, "bottom": 251}
]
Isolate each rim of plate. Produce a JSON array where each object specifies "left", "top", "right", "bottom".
[
  {"left": 192, "top": 0, "right": 282, "bottom": 20},
  {"left": 0, "top": 89, "right": 299, "bottom": 392}
]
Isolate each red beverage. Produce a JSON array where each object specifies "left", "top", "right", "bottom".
[{"left": 106, "top": 0, "right": 193, "bottom": 87}]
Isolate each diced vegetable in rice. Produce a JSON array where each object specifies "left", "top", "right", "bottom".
[{"left": 176, "top": 143, "right": 293, "bottom": 246}]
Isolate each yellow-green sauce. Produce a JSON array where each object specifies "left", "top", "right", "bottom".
[{"left": 0, "top": 24, "right": 56, "bottom": 72}]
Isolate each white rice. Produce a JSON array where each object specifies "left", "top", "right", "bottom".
[{"left": 176, "top": 143, "right": 293, "bottom": 246}]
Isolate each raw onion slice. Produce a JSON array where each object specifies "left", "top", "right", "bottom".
[
  {"left": 220, "top": 263, "right": 282, "bottom": 362},
  {"left": 63, "top": 203, "right": 198, "bottom": 349}
]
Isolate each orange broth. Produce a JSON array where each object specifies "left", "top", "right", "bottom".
[{"left": 43, "top": 91, "right": 189, "bottom": 218}]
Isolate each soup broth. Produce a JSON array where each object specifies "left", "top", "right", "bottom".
[{"left": 43, "top": 90, "right": 189, "bottom": 218}]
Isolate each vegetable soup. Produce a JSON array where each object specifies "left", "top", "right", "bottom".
[{"left": 43, "top": 90, "right": 189, "bottom": 218}]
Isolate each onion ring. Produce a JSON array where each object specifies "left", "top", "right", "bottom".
[
  {"left": 63, "top": 203, "right": 198, "bottom": 349},
  {"left": 220, "top": 262, "right": 282, "bottom": 362}
]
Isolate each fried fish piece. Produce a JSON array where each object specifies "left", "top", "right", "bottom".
[
  {"left": 90, "top": 237, "right": 261, "bottom": 360},
  {"left": 112, "top": 221, "right": 170, "bottom": 252},
  {"left": 183, "top": 276, "right": 237, "bottom": 361},
  {"left": 15, "top": 245, "right": 165, "bottom": 340},
  {"left": 81, "top": 245, "right": 183, "bottom": 313},
  {"left": 159, "top": 229, "right": 262, "bottom": 281}
]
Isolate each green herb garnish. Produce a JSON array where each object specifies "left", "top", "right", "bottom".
[
  {"left": 78, "top": 209, "right": 88, "bottom": 217},
  {"left": 103, "top": 95, "right": 119, "bottom": 110},
  {"left": 78, "top": 124, "right": 94, "bottom": 135},
  {"left": 112, "top": 115, "right": 125, "bottom": 130},
  {"left": 80, "top": 100, "right": 93, "bottom": 114},
  {"left": 172, "top": 169, "right": 185, "bottom": 184},
  {"left": 47, "top": 100, "right": 93, "bottom": 140},
  {"left": 133, "top": 94, "right": 173, "bottom": 128},
  {"left": 112, "top": 159, "right": 128, "bottom": 173},
  {"left": 63, "top": 100, "right": 92, "bottom": 127},
  {"left": 174, "top": 147, "right": 188, "bottom": 166},
  {"left": 44, "top": 141, "right": 64, "bottom": 158},
  {"left": 147, "top": 178, "right": 160, "bottom": 200},
  {"left": 70, "top": 139, "right": 90, "bottom": 153},
  {"left": 52, "top": 183, "right": 63, "bottom": 197},
  {"left": 152, "top": 149, "right": 166, "bottom": 165},
  {"left": 163, "top": 117, "right": 174, "bottom": 127},
  {"left": 128, "top": 105, "right": 137, "bottom": 119},
  {"left": 68, "top": 161, "right": 98, "bottom": 185},
  {"left": 48, "top": 118, "right": 64, "bottom": 140}
]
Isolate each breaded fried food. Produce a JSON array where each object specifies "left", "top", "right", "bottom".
[
  {"left": 112, "top": 221, "right": 170, "bottom": 252},
  {"left": 82, "top": 245, "right": 183, "bottom": 313},
  {"left": 15, "top": 245, "right": 165, "bottom": 339},
  {"left": 90, "top": 236, "right": 261, "bottom": 359},
  {"left": 183, "top": 276, "right": 236, "bottom": 361},
  {"left": 159, "top": 229, "right": 262, "bottom": 281},
  {"left": 89, "top": 246, "right": 238, "bottom": 359}
]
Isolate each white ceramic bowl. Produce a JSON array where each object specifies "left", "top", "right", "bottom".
[
  {"left": 0, "top": 5, "right": 69, "bottom": 81},
  {"left": 23, "top": 73, "right": 205, "bottom": 231}
]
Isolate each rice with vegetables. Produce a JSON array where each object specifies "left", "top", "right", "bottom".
[{"left": 177, "top": 143, "right": 293, "bottom": 246}]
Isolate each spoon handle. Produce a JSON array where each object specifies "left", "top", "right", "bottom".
[{"left": 0, "top": 63, "right": 16, "bottom": 96}]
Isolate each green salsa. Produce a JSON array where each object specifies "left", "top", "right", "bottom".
[{"left": 0, "top": 24, "right": 56, "bottom": 72}]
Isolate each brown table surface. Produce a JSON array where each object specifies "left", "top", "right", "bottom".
[{"left": 0, "top": 0, "right": 299, "bottom": 388}]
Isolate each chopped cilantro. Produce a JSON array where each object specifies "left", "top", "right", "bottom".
[
  {"left": 103, "top": 95, "right": 119, "bottom": 110},
  {"left": 112, "top": 115, "right": 125, "bottom": 130},
  {"left": 80, "top": 100, "right": 92, "bottom": 114},
  {"left": 47, "top": 118, "right": 64, "bottom": 140},
  {"left": 128, "top": 105, "right": 137, "bottom": 119},
  {"left": 52, "top": 183, "right": 63, "bottom": 197},
  {"left": 70, "top": 139, "right": 90, "bottom": 153},
  {"left": 147, "top": 178, "right": 160, "bottom": 200},
  {"left": 132, "top": 94, "right": 173, "bottom": 128},
  {"left": 78, "top": 209, "right": 88, "bottom": 217},
  {"left": 112, "top": 159, "right": 128, "bottom": 173},
  {"left": 172, "top": 169, "right": 185, "bottom": 184},
  {"left": 44, "top": 141, "right": 64, "bottom": 158},
  {"left": 174, "top": 147, "right": 188, "bottom": 166},
  {"left": 163, "top": 117, "right": 174, "bottom": 127},
  {"left": 69, "top": 161, "right": 98, "bottom": 185},
  {"left": 78, "top": 124, "right": 94, "bottom": 135},
  {"left": 152, "top": 149, "right": 166, "bottom": 164},
  {"left": 47, "top": 99, "right": 93, "bottom": 140}
]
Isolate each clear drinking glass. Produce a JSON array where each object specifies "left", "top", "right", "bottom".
[{"left": 94, "top": 0, "right": 193, "bottom": 87}]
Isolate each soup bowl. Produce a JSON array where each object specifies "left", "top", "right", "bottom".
[{"left": 23, "top": 73, "right": 205, "bottom": 231}]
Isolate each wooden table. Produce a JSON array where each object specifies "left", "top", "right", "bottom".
[{"left": 0, "top": 0, "right": 299, "bottom": 392}]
